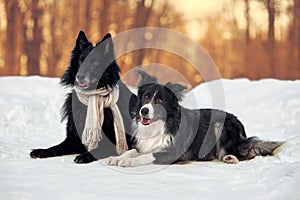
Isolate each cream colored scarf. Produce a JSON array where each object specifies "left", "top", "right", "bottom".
[{"left": 74, "top": 85, "right": 128, "bottom": 154}]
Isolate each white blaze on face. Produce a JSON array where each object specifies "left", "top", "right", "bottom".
[
  {"left": 139, "top": 91, "right": 157, "bottom": 125},
  {"left": 139, "top": 103, "right": 154, "bottom": 126},
  {"left": 140, "top": 103, "right": 154, "bottom": 118}
]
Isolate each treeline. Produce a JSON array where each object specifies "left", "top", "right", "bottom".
[
  {"left": 201, "top": 0, "right": 300, "bottom": 80},
  {"left": 0, "top": 0, "right": 299, "bottom": 86}
]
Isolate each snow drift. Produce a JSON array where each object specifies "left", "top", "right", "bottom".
[{"left": 0, "top": 76, "right": 299, "bottom": 200}]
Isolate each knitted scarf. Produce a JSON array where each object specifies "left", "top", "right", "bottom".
[{"left": 74, "top": 85, "right": 128, "bottom": 155}]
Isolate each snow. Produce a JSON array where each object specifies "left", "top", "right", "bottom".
[{"left": 0, "top": 76, "right": 300, "bottom": 200}]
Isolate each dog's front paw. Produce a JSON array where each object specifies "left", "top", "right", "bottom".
[
  {"left": 30, "top": 149, "right": 54, "bottom": 159},
  {"left": 223, "top": 155, "right": 239, "bottom": 164},
  {"left": 106, "top": 156, "right": 121, "bottom": 166},
  {"left": 118, "top": 158, "right": 134, "bottom": 167},
  {"left": 118, "top": 158, "right": 142, "bottom": 167},
  {"left": 74, "top": 152, "right": 96, "bottom": 164}
]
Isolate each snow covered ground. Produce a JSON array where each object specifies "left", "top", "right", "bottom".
[{"left": 0, "top": 76, "right": 299, "bottom": 200}]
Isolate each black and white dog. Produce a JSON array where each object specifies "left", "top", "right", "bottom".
[
  {"left": 107, "top": 70, "right": 283, "bottom": 167},
  {"left": 30, "top": 31, "right": 137, "bottom": 163}
]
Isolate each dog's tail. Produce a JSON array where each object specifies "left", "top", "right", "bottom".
[{"left": 238, "top": 136, "right": 284, "bottom": 160}]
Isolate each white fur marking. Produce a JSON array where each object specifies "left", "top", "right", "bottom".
[
  {"left": 132, "top": 120, "right": 172, "bottom": 153},
  {"left": 223, "top": 155, "right": 239, "bottom": 164},
  {"left": 106, "top": 149, "right": 140, "bottom": 166},
  {"left": 140, "top": 103, "right": 154, "bottom": 119},
  {"left": 214, "top": 122, "right": 226, "bottom": 160},
  {"left": 118, "top": 153, "right": 155, "bottom": 167}
]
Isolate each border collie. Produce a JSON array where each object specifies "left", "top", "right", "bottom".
[
  {"left": 107, "top": 70, "right": 284, "bottom": 167},
  {"left": 30, "top": 31, "right": 137, "bottom": 163}
]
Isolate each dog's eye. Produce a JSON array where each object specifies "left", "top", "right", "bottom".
[
  {"left": 156, "top": 97, "right": 164, "bottom": 104},
  {"left": 143, "top": 94, "right": 150, "bottom": 101}
]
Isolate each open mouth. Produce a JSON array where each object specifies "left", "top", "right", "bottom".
[
  {"left": 76, "top": 79, "right": 98, "bottom": 89},
  {"left": 141, "top": 117, "right": 151, "bottom": 125},
  {"left": 77, "top": 81, "right": 89, "bottom": 88},
  {"left": 141, "top": 116, "right": 160, "bottom": 126}
]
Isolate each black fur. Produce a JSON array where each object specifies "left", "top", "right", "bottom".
[
  {"left": 30, "top": 31, "right": 137, "bottom": 163},
  {"left": 133, "top": 75, "right": 284, "bottom": 164}
]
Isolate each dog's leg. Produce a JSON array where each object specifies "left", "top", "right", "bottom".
[
  {"left": 214, "top": 122, "right": 227, "bottom": 161},
  {"left": 30, "top": 107, "right": 87, "bottom": 159},
  {"left": 118, "top": 153, "right": 155, "bottom": 167},
  {"left": 30, "top": 136, "right": 86, "bottom": 159},
  {"left": 214, "top": 122, "right": 239, "bottom": 164},
  {"left": 106, "top": 149, "right": 140, "bottom": 166}
]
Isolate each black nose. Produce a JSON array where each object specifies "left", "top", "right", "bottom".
[
  {"left": 141, "top": 107, "right": 149, "bottom": 116},
  {"left": 76, "top": 73, "right": 85, "bottom": 82}
]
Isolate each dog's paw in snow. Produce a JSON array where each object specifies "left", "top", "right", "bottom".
[
  {"left": 106, "top": 156, "right": 122, "bottom": 166},
  {"left": 106, "top": 157, "right": 140, "bottom": 167},
  {"left": 118, "top": 158, "right": 142, "bottom": 167},
  {"left": 223, "top": 155, "right": 239, "bottom": 164}
]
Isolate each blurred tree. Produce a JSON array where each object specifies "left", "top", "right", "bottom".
[
  {"left": 266, "top": 0, "right": 276, "bottom": 76},
  {"left": 46, "top": 1, "right": 60, "bottom": 76},
  {"left": 243, "top": 0, "right": 251, "bottom": 76},
  {"left": 0, "top": 0, "right": 299, "bottom": 84},
  {"left": 3, "top": 0, "right": 23, "bottom": 75},
  {"left": 256, "top": 0, "right": 279, "bottom": 76},
  {"left": 244, "top": 0, "right": 251, "bottom": 44},
  {"left": 131, "top": 0, "right": 155, "bottom": 69},
  {"left": 24, "top": 0, "right": 43, "bottom": 75},
  {"left": 288, "top": 0, "right": 300, "bottom": 76}
]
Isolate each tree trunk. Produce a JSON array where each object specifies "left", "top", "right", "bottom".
[
  {"left": 3, "top": 0, "right": 22, "bottom": 75},
  {"left": 132, "top": 0, "right": 155, "bottom": 68},
  {"left": 244, "top": 0, "right": 251, "bottom": 76},
  {"left": 24, "top": 0, "right": 43, "bottom": 75},
  {"left": 83, "top": 1, "right": 89, "bottom": 33},
  {"left": 266, "top": 0, "right": 276, "bottom": 76},
  {"left": 47, "top": 2, "right": 59, "bottom": 77},
  {"left": 296, "top": 0, "right": 300, "bottom": 75},
  {"left": 245, "top": 0, "right": 250, "bottom": 44},
  {"left": 99, "top": 0, "right": 110, "bottom": 37},
  {"left": 288, "top": 0, "right": 300, "bottom": 78}
]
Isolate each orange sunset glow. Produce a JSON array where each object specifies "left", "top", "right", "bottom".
[{"left": 0, "top": 0, "right": 299, "bottom": 84}]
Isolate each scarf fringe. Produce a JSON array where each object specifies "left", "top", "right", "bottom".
[
  {"left": 82, "top": 128, "right": 103, "bottom": 151},
  {"left": 75, "top": 85, "right": 128, "bottom": 154}
]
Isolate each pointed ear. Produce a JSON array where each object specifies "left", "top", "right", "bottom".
[
  {"left": 100, "top": 33, "right": 112, "bottom": 42},
  {"left": 136, "top": 69, "right": 158, "bottom": 87},
  {"left": 97, "top": 33, "right": 114, "bottom": 55},
  {"left": 165, "top": 82, "right": 187, "bottom": 101},
  {"left": 76, "top": 31, "right": 90, "bottom": 51}
]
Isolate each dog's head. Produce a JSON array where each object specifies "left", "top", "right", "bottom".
[
  {"left": 61, "top": 31, "right": 120, "bottom": 90},
  {"left": 135, "top": 70, "right": 187, "bottom": 127}
]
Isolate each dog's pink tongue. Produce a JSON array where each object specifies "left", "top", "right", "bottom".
[{"left": 142, "top": 118, "right": 151, "bottom": 125}]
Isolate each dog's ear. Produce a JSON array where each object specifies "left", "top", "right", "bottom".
[
  {"left": 76, "top": 31, "right": 90, "bottom": 51},
  {"left": 136, "top": 69, "right": 158, "bottom": 87},
  {"left": 98, "top": 33, "right": 114, "bottom": 56},
  {"left": 165, "top": 82, "right": 187, "bottom": 101},
  {"left": 99, "top": 33, "right": 112, "bottom": 42}
]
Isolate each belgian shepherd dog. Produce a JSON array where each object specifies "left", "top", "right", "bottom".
[
  {"left": 30, "top": 31, "right": 136, "bottom": 163},
  {"left": 107, "top": 70, "right": 284, "bottom": 167}
]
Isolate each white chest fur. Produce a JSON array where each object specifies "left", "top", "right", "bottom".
[{"left": 132, "top": 120, "right": 173, "bottom": 153}]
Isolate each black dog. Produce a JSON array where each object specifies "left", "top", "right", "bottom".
[
  {"left": 107, "top": 70, "right": 284, "bottom": 167},
  {"left": 30, "top": 31, "right": 136, "bottom": 163}
]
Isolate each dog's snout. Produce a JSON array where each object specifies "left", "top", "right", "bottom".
[
  {"left": 76, "top": 73, "right": 85, "bottom": 82},
  {"left": 141, "top": 108, "right": 149, "bottom": 116}
]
